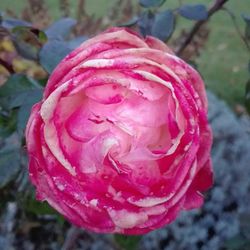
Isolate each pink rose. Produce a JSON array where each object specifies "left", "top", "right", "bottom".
[{"left": 26, "top": 27, "right": 213, "bottom": 235}]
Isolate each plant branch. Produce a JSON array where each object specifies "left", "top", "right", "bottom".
[
  {"left": 176, "top": 0, "right": 230, "bottom": 56},
  {"left": 61, "top": 226, "right": 82, "bottom": 250},
  {"left": 222, "top": 7, "right": 250, "bottom": 51},
  {"left": 0, "top": 57, "right": 15, "bottom": 74},
  {"left": 61, "top": 226, "right": 122, "bottom": 250}
]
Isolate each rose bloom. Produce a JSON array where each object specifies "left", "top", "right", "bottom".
[{"left": 26, "top": 27, "right": 213, "bottom": 235}]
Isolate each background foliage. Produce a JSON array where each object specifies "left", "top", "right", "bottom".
[{"left": 0, "top": 0, "right": 250, "bottom": 249}]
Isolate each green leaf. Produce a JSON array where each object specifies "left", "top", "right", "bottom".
[
  {"left": 0, "top": 110, "right": 18, "bottom": 138},
  {"left": 9, "top": 88, "right": 42, "bottom": 109},
  {"left": 242, "top": 14, "right": 250, "bottom": 40},
  {"left": 178, "top": 4, "right": 208, "bottom": 21},
  {"left": 12, "top": 38, "right": 38, "bottom": 60},
  {"left": 39, "top": 40, "right": 72, "bottom": 73},
  {"left": 115, "top": 235, "right": 142, "bottom": 250},
  {"left": 45, "top": 17, "right": 77, "bottom": 40},
  {"left": 152, "top": 10, "right": 175, "bottom": 41},
  {"left": 11, "top": 26, "right": 47, "bottom": 60},
  {"left": 17, "top": 89, "right": 42, "bottom": 135},
  {"left": 23, "top": 192, "right": 65, "bottom": 224},
  {"left": 0, "top": 134, "right": 21, "bottom": 189},
  {"left": 139, "top": 0, "right": 166, "bottom": 8},
  {"left": 67, "top": 36, "right": 88, "bottom": 50},
  {"left": 0, "top": 74, "right": 38, "bottom": 97},
  {"left": 245, "top": 79, "right": 250, "bottom": 114},
  {"left": 0, "top": 75, "right": 42, "bottom": 138},
  {"left": 0, "top": 149, "right": 20, "bottom": 188},
  {"left": 24, "top": 196, "right": 57, "bottom": 215},
  {"left": 138, "top": 11, "right": 155, "bottom": 37},
  {"left": 2, "top": 18, "right": 31, "bottom": 29},
  {"left": 38, "top": 29, "right": 47, "bottom": 44},
  {"left": 0, "top": 74, "right": 41, "bottom": 110},
  {"left": 118, "top": 17, "right": 139, "bottom": 28}
]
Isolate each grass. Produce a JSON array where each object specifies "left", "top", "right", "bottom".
[
  {"left": 196, "top": 1, "right": 250, "bottom": 106},
  {"left": 0, "top": 0, "right": 249, "bottom": 107}
]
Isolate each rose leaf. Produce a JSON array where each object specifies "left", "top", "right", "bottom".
[
  {"left": 178, "top": 4, "right": 208, "bottom": 21},
  {"left": 151, "top": 10, "right": 175, "bottom": 41}
]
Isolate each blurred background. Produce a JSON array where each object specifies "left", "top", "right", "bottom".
[{"left": 0, "top": 0, "right": 250, "bottom": 249}]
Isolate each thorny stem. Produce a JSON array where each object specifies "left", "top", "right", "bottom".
[
  {"left": 177, "top": 0, "right": 230, "bottom": 56},
  {"left": 222, "top": 7, "right": 250, "bottom": 52},
  {"left": 0, "top": 57, "right": 15, "bottom": 74}
]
